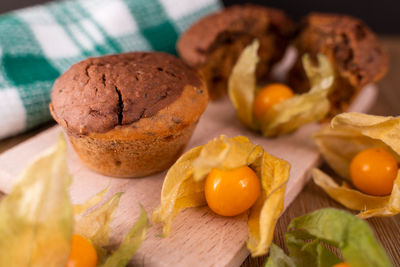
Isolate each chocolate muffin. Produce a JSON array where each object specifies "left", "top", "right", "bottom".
[
  {"left": 50, "top": 52, "right": 208, "bottom": 178},
  {"left": 177, "top": 4, "right": 296, "bottom": 99},
  {"left": 288, "top": 13, "right": 388, "bottom": 117}
]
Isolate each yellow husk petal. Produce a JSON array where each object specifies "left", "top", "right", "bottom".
[
  {"left": 192, "top": 135, "right": 264, "bottom": 181},
  {"left": 0, "top": 133, "right": 147, "bottom": 266},
  {"left": 228, "top": 39, "right": 259, "bottom": 130},
  {"left": 152, "top": 135, "right": 290, "bottom": 256},
  {"left": 313, "top": 169, "right": 391, "bottom": 210},
  {"left": 101, "top": 206, "right": 149, "bottom": 267},
  {"left": 76, "top": 191, "right": 150, "bottom": 265},
  {"left": 75, "top": 189, "right": 149, "bottom": 265},
  {"left": 152, "top": 145, "right": 204, "bottom": 235},
  {"left": 247, "top": 151, "right": 290, "bottom": 256},
  {"left": 73, "top": 186, "right": 109, "bottom": 216},
  {"left": 0, "top": 134, "right": 73, "bottom": 267},
  {"left": 75, "top": 192, "right": 123, "bottom": 262},
  {"left": 331, "top": 112, "right": 400, "bottom": 155},
  {"left": 260, "top": 54, "right": 334, "bottom": 137},
  {"left": 228, "top": 40, "right": 334, "bottom": 137},
  {"left": 259, "top": 87, "right": 330, "bottom": 137},
  {"left": 313, "top": 112, "right": 400, "bottom": 217}
]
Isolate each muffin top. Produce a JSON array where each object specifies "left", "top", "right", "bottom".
[
  {"left": 295, "top": 13, "right": 388, "bottom": 88},
  {"left": 177, "top": 4, "right": 295, "bottom": 68},
  {"left": 50, "top": 52, "right": 205, "bottom": 135}
]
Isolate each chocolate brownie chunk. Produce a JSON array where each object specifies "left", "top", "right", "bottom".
[
  {"left": 177, "top": 4, "right": 296, "bottom": 99},
  {"left": 288, "top": 13, "right": 388, "bottom": 116}
]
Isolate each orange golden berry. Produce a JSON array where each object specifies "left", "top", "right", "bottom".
[
  {"left": 66, "top": 234, "right": 98, "bottom": 267},
  {"left": 253, "top": 83, "right": 294, "bottom": 120},
  {"left": 350, "top": 147, "right": 398, "bottom": 196},
  {"left": 332, "top": 263, "right": 351, "bottom": 267},
  {"left": 205, "top": 166, "right": 260, "bottom": 217}
]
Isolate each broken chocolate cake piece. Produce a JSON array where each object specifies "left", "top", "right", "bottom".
[
  {"left": 177, "top": 4, "right": 296, "bottom": 99},
  {"left": 288, "top": 13, "right": 388, "bottom": 117}
]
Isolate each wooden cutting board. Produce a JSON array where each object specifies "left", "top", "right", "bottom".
[{"left": 0, "top": 85, "right": 376, "bottom": 267}]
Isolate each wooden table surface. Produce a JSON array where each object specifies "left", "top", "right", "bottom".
[{"left": 1, "top": 37, "right": 399, "bottom": 266}]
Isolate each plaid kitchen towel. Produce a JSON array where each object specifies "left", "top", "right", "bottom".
[{"left": 0, "top": 0, "right": 221, "bottom": 139}]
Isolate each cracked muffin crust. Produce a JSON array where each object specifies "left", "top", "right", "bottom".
[
  {"left": 50, "top": 52, "right": 208, "bottom": 177},
  {"left": 177, "top": 4, "right": 296, "bottom": 99},
  {"left": 288, "top": 13, "right": 388, "bottom": 117}
]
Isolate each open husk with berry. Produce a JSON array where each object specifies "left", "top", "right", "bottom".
[
  {"left": 152, "top": 135, "right": 290, "bottom": 256},
  {"left": 228, "top": 39, "right": 335, "bottom": 137},
  {"left": 313, "top": 112, "right": 400, "bottom": 218},
  {"left": 0, "top": 135, "right": 149, "bottom": 267}
]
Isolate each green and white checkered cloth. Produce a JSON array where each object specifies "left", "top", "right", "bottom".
[{"left": 0, "top": 0, "right": 221, "bottom": 139}]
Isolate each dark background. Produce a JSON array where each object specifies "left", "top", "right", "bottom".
[
  {"left": 223, "top": 0, "right": 399, "bottom": 34},
  {"left": 0, "top": 0, "right": 399, "bottom": 34}
]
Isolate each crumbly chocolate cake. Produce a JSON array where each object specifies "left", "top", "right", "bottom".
[
  {"left": 50, "top": 52, "right": 208, "bottom": 177},
  {"left": 51, "top": 52, "right": 202, "bottom": 135},
  {"left": 177, "top": 4, "right": 296, "bottom": 99},
  {"left": 288, "top": 13, "right": 388, "bottom": 116}
]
